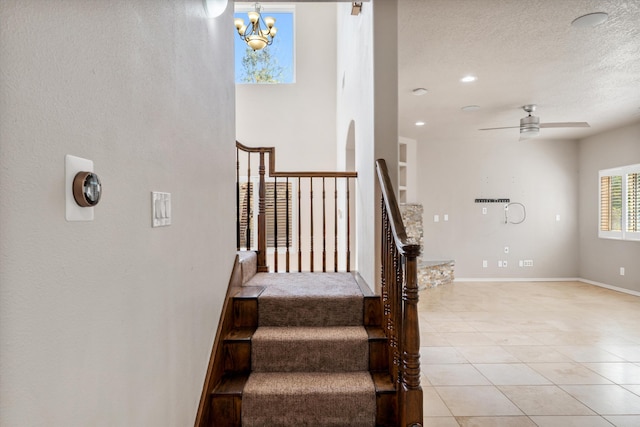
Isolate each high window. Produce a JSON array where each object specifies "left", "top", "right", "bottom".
[
  {"left": 599, "top": 164, "right": 640, "bottom": 241},
  {"left": 234, "top": 5, "right": 295, "bottom": 84}
]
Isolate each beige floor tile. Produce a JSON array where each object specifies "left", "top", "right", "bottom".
[
  {"left": 482, "top": 332, "right": 543, "bottom": 346},
  {"left": 474, "top": 364, "right": 552, "bottom": 385},
  {"left": 582, "top": 362, "right": 640, "bottom": 384},
  {"left": 423, "top": 386, "right": 453, "bottom": 417},
  {"left": 528, "top": 363, "right": 612, "bottom": 385},
  {"left": 560, "top": 384, "right": 640, "bottom": 414},
  {"left": 428, "top": 320, "right": 479, "bottom": 333},
  {"left": 456, "top": 416, "right": 537, "bottom": 427},
  {"left": 420, "top": 311, "right": 464, "bottom": 321},
  {"left": 527, "top": 332, "right": 601, "bottom": 346},
  {"left": 421, "top": 373, "right": 433, "bottom": 386},
  {"left": 456, "top": 346, "right": 520, "bottom": 363},
  {"left": 529, "top": 415, "right": 617, "bottom": 426},
  {"left": 435, "top": 386, "right": 523, "bottom": 416},
  {"left": 421, "top": 332, "right": 452, "bottom": 346},
  {"left": 603, "top": 415, "right": 640, "bottom": 426},
  {"left": 503, "top": 345, "right": 573, "bottom": 363},
  {"left": 422, "top": 364, "right": 490, "bottom": 386},
  {"left": 440, "top": 332, "right": 496, "bottom": 346},
  {"left": 623, "top": 384, "right": 640, "bottom": 395},
  {"left": 419, "top": 281, "right": 640, "bottom": 420},
  {"left": 421, "top": 346, "right": 468, "bottom": 364},
  {"left": 422, "top": 416, "right": 459, "bottom": 427},
  {"left": 554, "top": 345, "right": 625, "bottom": 362},
  {"left": 498, "top": 385, "right": 594, "bottom": 415},
  {"left": 467, "top": 320, "right": 519, "bottom": 332},
  {"left": 600, "top": 345, "right": 640, "bottom": 362}
]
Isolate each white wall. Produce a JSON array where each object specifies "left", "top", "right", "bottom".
[
  {"left": 236, "top": 3, "right": 337, "bottom": 171},
  {"left": 578, "top": 121, "right": 640, "bottom": 292},
  {"left": 415, "top": 137, "right": 580, "bottom": 279},
  {"left": 0, "top": 2, "right": 235, "bottom": 426},
  {"left": 337, "top": 0, "right": 398, "bottom": 289}
]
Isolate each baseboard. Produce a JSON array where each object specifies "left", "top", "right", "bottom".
[
  {"left": 577, "top": 278, "right": 640, "bottom": 297},
  {"left": 453, "top": 277, "right": 640, "bottom": 297}
]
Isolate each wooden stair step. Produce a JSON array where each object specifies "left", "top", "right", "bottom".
[
  {"left": 210, "top": 372, "right": 249, "bottom": 427},
  {"left": 366, "top": 326, "right": 389, "bottom": 372},
  {"left": 232, "top": 286, "right": 264, "bottom": 329},
  {"left": 223, "top": 328, "right": 255, "bottom": 373},
  {"left": 372, "top": 372, "right": 396, "bottom": 427}
]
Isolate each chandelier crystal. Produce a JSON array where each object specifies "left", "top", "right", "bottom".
[{"left": 234, "top": 3, "right": 277, "bottom": 51}]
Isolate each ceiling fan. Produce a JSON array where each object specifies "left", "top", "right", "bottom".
[{"left": 479, "top": 105, "right": 590, "bottom": 140}]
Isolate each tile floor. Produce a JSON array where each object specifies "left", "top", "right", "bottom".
[{"left": 418, "top": 281, "right": 640, "bottom": 427}]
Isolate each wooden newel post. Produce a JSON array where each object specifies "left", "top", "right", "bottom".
[
  {"left": 400, "top": 253, "right": 422, "bottom": 427},
  {"left": 257, "top": 152, "right": 268, "bottom": 272}
]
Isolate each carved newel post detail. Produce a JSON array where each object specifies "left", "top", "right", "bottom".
[{"left": 401, "top": 250, "right": 422, "bottom": 426}]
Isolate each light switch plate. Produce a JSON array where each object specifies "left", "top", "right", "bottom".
[
  {"left": 152, "top": 192, "right": 172, "bottom": 227},
  {"left": 65, "top": 155, "right": 94, "bottom": 221}
]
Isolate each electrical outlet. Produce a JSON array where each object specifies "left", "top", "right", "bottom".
[
  {"left": 482, "top": 260, "right": 488, "bottom": 268},
  {"left": 434, "top": 214, "right": 440, "bottom": 222},
  {"left": 519, "top": 260, "right": 524, "bottom": 267},
  {"left": 444, "top": 214, "right": 449, "bottom": 222},
  {"left": 523, "top": 260, "right": 534, "bottom": 267},
  {"left": 620, "top": 267, "right": 625, "bottom": 276},
  {"left": 482, "top": 207, "right": 487, "bottom": 215},
  {"left": 498, "top": 260, "right": 503, "bottom": 268}
]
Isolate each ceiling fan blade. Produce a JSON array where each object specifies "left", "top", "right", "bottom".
[
  {"left": 478, "top": 126, "right": 520, "bottom": 131},
  {"left": 540, "top": 122, "right": 590, "bottom": 128}
]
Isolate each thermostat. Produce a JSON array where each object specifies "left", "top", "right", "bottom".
[{"left": 73, "top": 171, "right": 102, "bottom": 207}]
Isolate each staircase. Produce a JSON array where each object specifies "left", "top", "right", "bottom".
[
  {"left": 196, "top": 149, "right": 423, "bottom": 426},
  {"left": 208, "top": 254, "right": 395, "bottom": 426}
]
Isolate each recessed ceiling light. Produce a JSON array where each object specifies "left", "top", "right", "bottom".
[
  {"left": 415, "top": 121, "right": 425, "bottom": 126},
  {"left": 461, "top": 75, "right": 477, "bottom": 83},
  {"left": 412, "top": 88, "right": 428, "bottom": 96},
  {"left": 571, "top": 12, "right": 609, "bottom": 27},
  {"left": 461, "top": 105, "right": 481, "bottom": 112}
]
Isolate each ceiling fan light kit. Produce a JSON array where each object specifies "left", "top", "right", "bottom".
[{"left": 479, "top": 104, "right": 590, "bottom": 140}]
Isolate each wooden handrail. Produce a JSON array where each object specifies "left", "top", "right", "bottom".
[
  {"left": 236, "top": 142, "right": 357, "bottom": 178},
  {"left": 376, "top": 158, "right": 423, "bottom": 427},
  {"left": 236, "top": 141, "right": 356, "bottom": 273}
]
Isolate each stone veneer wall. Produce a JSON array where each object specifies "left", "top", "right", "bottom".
[
  {"left": 399, "top": 204, "right": 423, "bottom": 248},
  {"left": 400, "top": 203, "right": 454, "bottom": 289}
]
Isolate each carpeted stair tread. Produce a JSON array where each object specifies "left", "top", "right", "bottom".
[
  {"left": 246, "top": 272, "right": 364, "bottom": 326},
  {"left": 252, "top": 326, "right": 369, "bottom": 372},
  {"left": 242, "top": 371, "right": 376, "bottom": 427}
]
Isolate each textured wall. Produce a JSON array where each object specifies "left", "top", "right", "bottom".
[
  {"left": 0, "top": 1, "right": 235, "bottom": 425},
  {"left": 336, "top": 0, "right": 398, "bottom": 290},
  {"left": 236, "top": 3, "right": 337, "bottom": 171},
  {"left": 578, "top": 121, "right": 640, "bottom": 292},
  {"left": 416, "top": 137, "right": 579, "bottom": 279}
]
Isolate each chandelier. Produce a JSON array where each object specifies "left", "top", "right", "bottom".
[{"left": 234, "top": 3, "right": 277, "bottom": 51}]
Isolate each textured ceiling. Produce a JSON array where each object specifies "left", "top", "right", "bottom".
[{"left": 398, "top": 0, "right": 640, "bottom": 143}]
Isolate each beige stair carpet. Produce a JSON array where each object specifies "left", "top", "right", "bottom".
[
  {"left": 241, "top": 273, "right": 376, "bottom": 426},
  {"left": 251, "top": 326, "right": 369, "bottom": 372},
  {"left": 245, "top": 272, "right": 364, "bottom": 326},
  {"left": 242, "top": 372, "right": 376, "bottom": 427}
]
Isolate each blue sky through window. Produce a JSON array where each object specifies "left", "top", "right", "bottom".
[{"left": 234, "top": 11, "right": 294, "bottom": 84}]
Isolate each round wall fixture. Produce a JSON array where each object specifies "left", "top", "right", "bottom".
[
  {"left": 203, "top": 0, "right": 228, "bottom": 18},
  {"left": 73, "top": 171, "right": 102, "bottom": 207}
]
